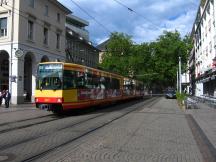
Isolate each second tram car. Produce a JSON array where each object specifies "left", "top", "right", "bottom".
[{"left": 35, "top": 62, "right": 144, "bottom": 113}]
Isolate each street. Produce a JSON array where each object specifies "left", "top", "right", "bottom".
[{"left": 0, "top": 97, "right": 215, "bottom": 162}]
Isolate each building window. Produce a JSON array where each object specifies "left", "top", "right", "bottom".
[
  {"left": 206, "top": 46, "right": 208, "bottom": 56},
  {"left": 208, "top": 19, "right": 211, "bottom": 31},
  {"left": 28, "top": 20, "right": 34, "bottom": 40},
  {"left": 0, "top": 17, "right": 7, "bottom": 37},
  {"left": 209, "top": 41, "right": 212, "bottom": 53},
  {"left": 57, "top": 13, "right": 60, "bottom": 22},
  {"left": 214, "top": 35, "right": 216, "bottom": 47},
  {"left": 43, "top": 27, "right": 48, "bottom": 45},
  {"left": 207, "top": 3, "right": 210, "bottom": 14},
  {"left": 44, "top": 5, "right": 49, "bottom": 16},
  {"left": 56, "top": 33, "right": 60, "bottom": 49},
  {"left": 28, "top": 0, "right": 34, "bottom": 8}
]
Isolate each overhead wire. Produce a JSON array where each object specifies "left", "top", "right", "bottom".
[
  {"left": 0, "top": 3, "right": 95, "bottom": 47},
  {"left": 0, "top": 4, "right": 66, "bottom": 40},
  {"left": 112, "top": 0, "right": 160, "bottom": 30},
  {"left": 1, "top": 0, "right": 200, "bottom": 42},
  {"left": 69, "top": 0, "right": 112, "bottom": 35},
  {"left": 112, "top": 0, "right": 200, "bottom": 31},
  {"left": 0, "top": 3, "right": 98, "bottom": 61}
]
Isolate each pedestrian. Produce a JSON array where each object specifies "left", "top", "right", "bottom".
[
  {"left": 150, "top": 90, "right": 152, "bottom": 97},
  {"left": 0, "top": 90, "right": 2, "bottom": 106},
  {"left": 0, "top": 90, "right": 6, "bottom": 106},
  {"left": 4, "top": 90, "right": 11, "bottom": 108},
  {"left": 184, "top": 88, "right": 187, "bottom": 94}
]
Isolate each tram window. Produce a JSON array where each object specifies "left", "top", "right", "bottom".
[
  {"left": 104, "top": 77, "right": 111, "bottom": 89},
  {"left": 140, "top": 83, "right": 144, "bottom": 90},
  {"left": 124, "top": 81, "right": 133, "bottom": 90},
  {"left": 76, "top": 71, "right": 85, "bottom": 88},
  {"left": 92, "top": 74, "right": 100, "bottom": 88},
  {"left": 63, "top": 70, "right": 77, "bottom": 89},
  {"left": 39, "top": 77, "right": 62, "bottom": 90},
  {"left": 53, "top": 77, "right": 61, "bottom": 88},
  {"left": 111, "top": 78, "right": 120, "bottom": 89},
  {"left": 98, "top": 76, "right": 106, "bottom": 89},
  {"left": 85, "top": 72, "right": 93, "bottom": 89},
  {"left": 137, "top": 83, "right": 143, "bottom": 90}
]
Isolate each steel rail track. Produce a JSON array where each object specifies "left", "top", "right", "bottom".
[
  {"left": 0, "top": 118, "right": 60, "bottom": 134},
  {"left": 0, "top": 99, "right": 152, "bottom": 151},
  {"left": 20, "top": 97, "right": 160, "bottom": 162},
  {"left": 0, "top": 114, "right": 55, "bottom": 127},
  {"left": 0, "top": 108, "right": 36, "bottom": 114}
]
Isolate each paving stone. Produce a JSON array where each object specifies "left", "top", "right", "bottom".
[{"left": 36, "top": 98, "right": 204, "bottom": 162}]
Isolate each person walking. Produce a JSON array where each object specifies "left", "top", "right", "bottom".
[
  {"left": 0, "top": 90, "right": 6, "bottom": 107},
  {"left": 5, "top": 90, "right": 11, "bottom": 108},
  {"left": 0, "top": 90, "right": 2, "bottom": 106}
]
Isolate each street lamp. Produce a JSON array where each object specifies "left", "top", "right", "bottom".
[
  {"left": 177, "top": 70, "right": 179, "bottom": 91},
  {"left": 179, "top": 56, "right": 182, "bottom": 94}
]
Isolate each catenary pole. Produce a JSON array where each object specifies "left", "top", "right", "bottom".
[
  {"left": 177, "top": 70, "right": 179, "bottom": 91},
  {"left": 179, "top": 56, "right": 182, "bottom": 94}
]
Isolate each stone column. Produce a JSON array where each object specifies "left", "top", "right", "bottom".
[{"left": 10, "top": 56, "right": 24, "bottom": 104}]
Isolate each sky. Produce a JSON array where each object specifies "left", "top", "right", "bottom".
[{"left": 58, "top": 0, "right": 200, "bottom": 45}]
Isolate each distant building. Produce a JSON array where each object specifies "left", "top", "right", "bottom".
[
  {"left": 188, "top": 25, "right": 196, "bottom": 95},
  {"left": 97, "top": 39, "right": 110, "bottom": 64},
  {"left": 190, "top": 0, "right": 216, "bottom": 97},
  {"left": 181, "top": 72, "right": 190, "bottom": 94},
  {"left": 0, "top": 0, "right": 71, "bottom": 104},
  {"left": 65, "top": 15, "right": 99, "bottom": 68},
  {"left": 188, "top": 45, "right": 196, "bottom": 95}
]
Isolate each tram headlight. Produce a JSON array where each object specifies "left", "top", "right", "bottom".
[{"left": 57, "top": 98, "right": 63, "bottom": 103}]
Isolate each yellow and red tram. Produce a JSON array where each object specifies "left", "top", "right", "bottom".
[{"left": 35, "top": 62, "right": 144, "bottom": 113}]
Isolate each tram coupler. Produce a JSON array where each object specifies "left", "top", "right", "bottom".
[{"left": 38, "top": 104, "right": 52, "bottom": 111}]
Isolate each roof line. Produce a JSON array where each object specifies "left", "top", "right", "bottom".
[{"left": 49, "top": 0, "right": 72, "bottom": 14}]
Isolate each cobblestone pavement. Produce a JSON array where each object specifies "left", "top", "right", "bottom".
[
  {"left": 35, "top": 98, "right": 204, "bottom": 162},
  {"left": 186, "top": 102, "right": 216, "bottom": 151},
  {"left": 0, "top": 104, "right": 52, "bottom": 124},
  {"left": 0, "top": 98, "right": 215, "bottom": 162}
]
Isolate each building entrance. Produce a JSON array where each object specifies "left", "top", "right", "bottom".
[
  {"left": 0, "top": 50, "right": 9, "bottom": 91},
  {"left": 24, "top": 53, "right": 33, "bottom": 101}
]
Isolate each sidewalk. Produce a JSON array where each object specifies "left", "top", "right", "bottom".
[
  {"left": 186, "top": 102, "right": 216, "bottom": 149},
  {"left": 0, "top": 98, "right": 215, "bottom": 161},
  {"left": 0, "top": 102, "right": 36, "bottom": 113}
]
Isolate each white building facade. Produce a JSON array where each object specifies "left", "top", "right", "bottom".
[
  {"left": 191, "top": 0, "right": 216, "bottom": 97},
  {"left": 0, "top": 0, "right": 71, "bottom": 104}
]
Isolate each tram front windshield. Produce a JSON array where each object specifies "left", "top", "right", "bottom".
[{"left": 36, "top": 64, "right": 63, "bottom": 90}]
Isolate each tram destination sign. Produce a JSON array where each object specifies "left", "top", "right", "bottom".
[{"left": 39, "top": 64, "right": 62, "bottom": 70}]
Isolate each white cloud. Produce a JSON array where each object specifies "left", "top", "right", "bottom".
[
  {"left": 58, "top": 0, "right": 199, "bottom": 44},
  {"left": 95, "top": 36, "right": 109, "bottom": 45},
  {"left": 164, "top": 10, "right": 197, "bottom": 35}
]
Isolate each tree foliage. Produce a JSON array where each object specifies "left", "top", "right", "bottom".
[
  {"left": 100, "top": 31, "right": 192, "bottom": 91},
  {"left": 100, "top": 32, "right": 133, "bottom": 76}
]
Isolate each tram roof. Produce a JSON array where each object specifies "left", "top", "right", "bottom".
[
  {"left": 38, "top": 62, "right": 123, "bottom": 79},
  {"left": 38, "top": 62, "right": 143, "bottom": 84}
]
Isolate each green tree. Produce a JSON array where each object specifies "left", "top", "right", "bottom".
[
  {"left": 150, "top": 31, "right": 192, "bottom": 89},
  {"left": 100, "top": 32, "right": 133, "bottom": 76},
  {"left": 100, "top": 31, "right": 192, "bottom": 92}
]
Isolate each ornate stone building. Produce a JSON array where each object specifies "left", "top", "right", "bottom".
[{"left": 0, "top": 0, "right": 71, "bottom": 104}]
